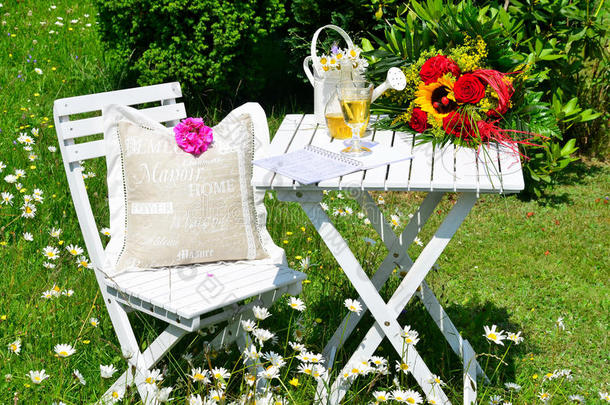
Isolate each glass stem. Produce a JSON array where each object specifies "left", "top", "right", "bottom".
[{"left": 351, "top": 124, "right": 361, "bottom": 150}]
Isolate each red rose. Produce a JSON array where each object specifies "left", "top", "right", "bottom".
[
  {"left": 409, "top": 108, "right": 429, "bottom": 133},
  {"left": 443, "top": 111, "right": 475, "bottom": 139},
  {"left": 453, "top": 74, "right": 486, "bottom": 104},
  {"left": 420, "top": 55, "right": 461, "bottom": 84},
  {"left": 470, "top": 69, "right": 515, "bottom": 117}
]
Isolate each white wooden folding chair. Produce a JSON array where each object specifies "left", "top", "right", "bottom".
[{"left": 53, "top": 82, "right": 306, "bottom": 404}]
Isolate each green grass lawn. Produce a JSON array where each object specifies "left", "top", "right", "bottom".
[{"left": 1, "top": 0, "right": 609, "bottom": 404}]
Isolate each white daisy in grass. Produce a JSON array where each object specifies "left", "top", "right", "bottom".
[
  {"left": 538, "top": 390, "right": 551, "bottom": 403},
  {"left": 144, "top": 368, "right": 163, "bottom": 384},
  {"left": 43, "top": 246, "right": 60, "bottom": 260},
  {"left": 506, "top": 331, "right": 524, "bottom": 344},
  {"left": 209, "top": 389, "right": 224, "bottom": 401},
  {"left": 258, "top": 365, "right": 280, "bottom": 380},
  {"left": 483, "top": 325, "right": 506, "bottom": 345},
  {"left": 100, "top": 364, "right": 117, "bottom": 378},
  {"left": 311, "top": 364, "right": 327, "bottom": 380},
  {"left": 391, "top": 389, "right": 409, "bottom": 402},
  {"left": 429, "top": 374, "right": 446, "bottom": 386},
  {"left": 211, "top": 367, "right": 230, "bottom": 381},
  {"left": 90, "top": 317, "right": 99, "bottom": 327},
  {"left": 402, "top": 389, "right": 423, "bottom": 404},
  {"left": 364, "top": 217, "right": 371, "bottom": 225},
  {"left": 32, "top": 193, "right": 43, "bottom": 203},
  {"left": 24, "top": 146, "right": 33, "bottom": 152},
  {"left": 4, "top": 174, "right": 17, "bottom": 183},
  {"left": 189, "top": 367, "right": 210, "bottom": 383},
  {"left": 299, "top": 256, "right": 311, "bottom": 271},
  {"left": 489, "top": 395, "right": 502, "bottom": 404},
  {"left": 61, "top": 289, "right": 74, "bottom": 297},
  {"left": 100, "top": 227, "right": 111, "bottom": 236},
  {"left": 34, "top": 67, "right": 43, "bottom": 75},
  {"left": 23, "top": 232, "right": 33, "bottom": 241},
  {"left": 252, "top": 305, "right": 271, "bottom": 320},
  {"left": 568, "top": 394, "right": 584, "bottom": 403},
  {"left": 336, "top": 192, "right": 344, "bottom": 199},
  {"left": 599, "top": 392, "right": 610, "bottom": 402},
  {"left": 23, "top": 194, "right": 33, "bottom": 204},
  {"left": 104, "top": 387, "right": 125, "bottom": 404},
  {"left": 66, "top": 244, "right": 83, "bottom": 256},
  {"left": 243, "top": 345, "right": 261, "bottom": 361},
  {"left": 344, "top": 298, "right": 363, "bottom": 315},
  {"left": 252, "top": 328, "right": 275, "bottom": 346},
  {"left": 320, "top": 202, "right": 329, "bottom": 211},
  {"left": 48, "top": 146, "right": 57, "bottom": 152},
  {"left": 50, "top": 227, "right": 62, "bottom": 238},
  {"left": 289, "top": 341, "right": 305, "bottom": 352},
  {"left": 1, "top": 192, "right": 14, "bottom": 205},
  {"left": 0, "top": 161, "right": 5, "bottom": 171},
  {"left": 556, "top": 316, "right": 565, "bottom": 331},
  {"left": 244, "top": 373, "right": 256, "bottom": 386},
  {"left": 156, "top": 386, "right": 173, "bottom": 403},
  {"left": 31, "top": 127, "right": 39, "bottom": 136},
  {"left": 357, "top": 211, "right": 365, "bottom": 219},
  {"left": 390, "top": 214, "right": 401, "bottom": 228},
  {"left": 288, "top": 297, "right": 306, "bottom": 312},
  {"left": 373, "top": 390, "right": 391, "bottom": 402},
  {"left": 427, "top": 396, "right": 442, "bottom": 404},
  {"left": 54, "top": 343, "right": 76, "bottom": 358},
  {"left": 8, "top": 339, "right": 21, "bottom": 354},
  {"left": 401, "top": 325, "right": 420, "bottom": 345},
  {"left": 28, "top": 153, "right": 37, "bottom": 162},
  {"left": 21, "top": 203, "right": 36, "bottom": 218},
  {"left": 395, "top": 360, "right": 411, "bottom": 374},
  {"left": 298, "top": 362, "right": 313, "bottom": 376},
  {"left": 41, "top": 289, "right": 59, "bottom": 299},
  {"left": 188, "top": 394, "right": 203, "bottom": 405},
  {"left": 345, "top": 206, "right": 353, "bottom": 215},
  {"left": 14, "top": 169, "right": 26, "bottom": 178},
  {"left": 27, "top": 369, "right": 49, "bottom": 384},
  {"left": 43, "top": 262, "right": 56, "bottom": 269},
  {"left": 264, "top": 351, "right": 286, "bottom": 368},
  {"left": 73, "top": 369, "right": 86, "bottom": 385},
  {"left": 370, "top": 356, "right": 388, "bottom": 368},
  {"left": 77, "top": 256, "right": 91, "bottom": 269},
  {"left": 377, "top": 195, "right": 385, "bottom": 205},
  {"left": 241, "top": 319, "right": 256, "bottom": 332},
  {"left": 504, "top": 382, "right": 521, "bottom": 391}
]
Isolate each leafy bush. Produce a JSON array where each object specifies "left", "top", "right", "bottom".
[
  {"left": 365, "top": 0, "right": 608, "bottom": 196},
  {"left": 95, "top": 0, "right": 292, "bottom": 104}
]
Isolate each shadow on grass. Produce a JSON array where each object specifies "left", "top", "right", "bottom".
[{"left": 327, "top": 293, "right": 530, "bottom": 404}]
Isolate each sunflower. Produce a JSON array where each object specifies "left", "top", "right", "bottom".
[{"left": 414, "top": 75, "right": 457, "bottom": 124}]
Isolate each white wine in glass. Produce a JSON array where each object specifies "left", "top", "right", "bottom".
[{"left": 338, "top": 80, "right": 374, "bottom": 156}]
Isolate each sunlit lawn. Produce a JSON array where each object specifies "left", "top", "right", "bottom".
[{"left": 0, "top": 0, "right": 609, "bottom": 404}]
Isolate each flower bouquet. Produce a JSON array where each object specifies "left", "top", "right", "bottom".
[{"left": 377, "top": 36, "right": 543, "bottom": 154}]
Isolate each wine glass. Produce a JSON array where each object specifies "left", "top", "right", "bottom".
[{"left": 337, "top": 80, "right": 374, "bottom": 156}]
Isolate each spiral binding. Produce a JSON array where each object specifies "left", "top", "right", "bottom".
[{"left": 304, "top": 144, "right": 364, "bottom": 167}]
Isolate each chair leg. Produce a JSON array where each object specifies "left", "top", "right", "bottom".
[{"left": 102, "top": 301, "right": 185, "bottom": 404}]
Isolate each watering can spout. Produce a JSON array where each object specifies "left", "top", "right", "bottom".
[{"left": 372, "top": 67, "right": 407, "bottom": 102}]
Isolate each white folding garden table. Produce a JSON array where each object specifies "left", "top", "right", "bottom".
[{"left": 252, "top": 114, "right": 524, "bottom": 404}]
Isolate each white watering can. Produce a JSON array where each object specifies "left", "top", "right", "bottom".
[{"left": 303, "top": 24, "right": 407, "bottom": 125}]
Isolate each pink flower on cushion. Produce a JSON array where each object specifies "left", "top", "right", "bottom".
[{"left": 173, "top": 117, "right": 214, "bottom": 156}]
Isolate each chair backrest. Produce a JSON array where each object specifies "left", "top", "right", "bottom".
[{"left": 54, "top": 82, "right": 187, "bottom": 277}]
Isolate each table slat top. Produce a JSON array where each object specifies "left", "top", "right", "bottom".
[{"left": 253, "top": 114, "right": 524, "bottom": 193}]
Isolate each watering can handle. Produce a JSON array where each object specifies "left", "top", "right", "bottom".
[
  {"left": 303, "top": 56, "right": 315, "bottom": 86},
  {"left": 310, "top": 24, "right": 354, "bottom": 77}
]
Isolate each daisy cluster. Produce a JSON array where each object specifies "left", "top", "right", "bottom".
[{"left": 316, "top": 43, "right": 368, "bottom": 75}]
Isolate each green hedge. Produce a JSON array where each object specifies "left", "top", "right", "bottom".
[{"left": 95, "top": 0, "right": 293, "bottom": 103}]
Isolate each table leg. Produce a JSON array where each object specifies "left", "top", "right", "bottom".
[
  {"left": 327, "top": 192, "right": 477, "bottom": 404},
  {"left": 299, "top": 199, "right": 451, "bottom": 404}
]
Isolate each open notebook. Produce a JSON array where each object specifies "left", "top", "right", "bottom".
[{"left": 254, "top": 142, "right": 413, "bottom": 185}]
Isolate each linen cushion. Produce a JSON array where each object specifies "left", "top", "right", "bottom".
[{"left": 103, "top": 104, "right": 269, "bottom": 275}]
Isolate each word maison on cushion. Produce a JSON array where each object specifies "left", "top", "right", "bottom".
[{"left": 102, "top": 104, "right": 270, "bottom": 275}]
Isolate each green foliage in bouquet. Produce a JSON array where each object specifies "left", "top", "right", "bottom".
[
  {"left": 365, "top": 0, "right": 608, "bottom": 196},
  {"left": 95, "top": 0, "right": 291, "bottom": 104}
]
